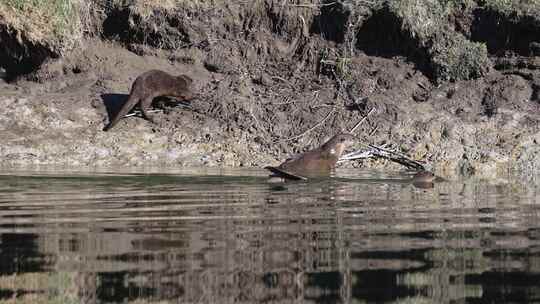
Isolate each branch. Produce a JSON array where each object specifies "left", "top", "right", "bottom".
[
  {"left": 339, "top": 144, "right": 427, "bottom": 171},
  {"left": 368, "top": 144, "right": 426, "bottom": 170},
  {"left": 349, "top": 107, "right": 375, "bottom": 133}
]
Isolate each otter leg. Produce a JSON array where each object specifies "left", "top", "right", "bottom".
[{"left": 140, "top": 97, "right": 156, "bottom": 124}]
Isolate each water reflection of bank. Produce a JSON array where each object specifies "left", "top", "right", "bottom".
[{"left": 0, "top": 174, "right": 538, "bottom": 303}]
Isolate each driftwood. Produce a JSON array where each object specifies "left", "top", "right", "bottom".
[
  {"left": 124, "top": 101, "right": 192, "bottom": 118},
  {"left": 339, "top": 144, "right": 427, "bottom": 171}
]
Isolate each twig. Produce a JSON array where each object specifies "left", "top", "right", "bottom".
[
  {"left": 298, "top": 15, "right": 308, "bottom": 37},
  {"left": 123, "top": 102, "right": 191, "bottom": 118},
  {"left": 277, "top": 108, "right": 335, "bottom": 142},
  {"left": 368, "top": 124, "right": 379, "bottom": 137},
  {"left": 349, "top": 107, "right": 375, "bottom": 133},
  {"left": 368, "top": 145, "right": 421, "bottom": 162},
  {"left": 124, "top": 109, "right": 162, "bottom": 118},
  {"left": 337, "top": 149, "right": 373, "bottom": 163},
  {"left": 339, "top": 144, "right": 426, "bottom": 171},
  {"left": 340, "top": 143, "right": 389, "bottom": 161},
  {"left": 368, "top": 144, "right": 426, "bottom": 170}
]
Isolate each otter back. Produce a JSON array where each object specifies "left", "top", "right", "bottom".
[{"left": 103, "top": 70, "right": 193, "bottom": 131}]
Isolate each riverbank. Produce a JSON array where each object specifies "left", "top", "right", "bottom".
[{"left": 0, "top": 0, "right": 539, "bottom": 178}]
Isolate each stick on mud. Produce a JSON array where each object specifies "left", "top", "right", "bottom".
[{"left": 350, "top": 107, "right": 375, "bottom": 133}]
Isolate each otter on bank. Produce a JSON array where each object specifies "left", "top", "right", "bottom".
[
  {"left": 265, "top": 133, "right": 356, "bottom": 180},
  {"left": 103, "top": 70, "right": 194, "bottom": 131}
]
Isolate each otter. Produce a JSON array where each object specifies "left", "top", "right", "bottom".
[
  {"left": 265, "top": 133, "right": 356, "bottom": 180},
  {"left": 103, "top": 70, "right": 194, "bottom": 131},
  {"left": 411, "top": 171, "right": 436, "bottom": 183},
  {"left": 410, "top": 171, "right": 447, "bottom": 189}
]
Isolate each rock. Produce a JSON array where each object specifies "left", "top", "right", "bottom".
[
  {"left": 512, "top": 133, "right": 540, "bottom": 179},
  {"left": 531, "top": 42, "right": 540, "bottom": 56}
]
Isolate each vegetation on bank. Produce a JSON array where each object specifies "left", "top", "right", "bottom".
[
  {"left": 384, "top": 0, "right": 490, "bottom": 81},
  {"left": 485, "top": 0, "right": 540, "bottom": 16},
  {"left": 0, "top": 0, "right": 80, "bottom": 49},
  {"left": 0, "top": 0, "right": 538, "bottom": 81}
]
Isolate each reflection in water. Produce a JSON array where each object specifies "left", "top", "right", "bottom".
[{"left": 0, "top": 169, "right": 539, "bottom": 303}]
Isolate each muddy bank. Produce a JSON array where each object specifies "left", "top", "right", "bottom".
[{"left": 0, "top": 0, "right": 539, "bottom": 178}]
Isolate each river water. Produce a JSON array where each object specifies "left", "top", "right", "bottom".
[{"left": 0, "top": 168, "right": 538, "bottom": 303}]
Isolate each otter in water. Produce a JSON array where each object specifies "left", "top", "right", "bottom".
[
  {"left": 411, "top": 171, "right": 436, "bottom": 183},
  {"left": 265, "top": 133, "right": 356, "bottom": 180},
  {"left": 103, "top": 70, "right": 194, "bottom": 131},
  {"left": 410, "top": 170, "right": 447, "bottom": 189}
]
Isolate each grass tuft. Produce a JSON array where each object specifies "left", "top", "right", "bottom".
[
  {"left": 484, "top": 0, "right": 540, "bottom": 16},
  {"left": 109, "top": 0, "right": 229, "bottom": 19},
  {"left": 431, "top": 33, "right": 490, "bottom": 82},
  {"left": 0, "top": 0, "right": 80, "bottom": 51}
]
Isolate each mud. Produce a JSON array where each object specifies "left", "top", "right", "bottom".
[{"left": 0, "top": 0, "right": 539, "bottom": 179}]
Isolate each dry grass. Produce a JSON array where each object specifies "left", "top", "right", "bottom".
[
  {"left": 390, "top": 0, "right": 444, "bottom": 40},
  {"left": 0, "top": 0, "right": 81, "bottom": 50},
  {"left": 110, "top": 0, "right": 231, "bottom": 19},
  {"left": 486, "top": 0, "right": 540, "bottom": 15}
]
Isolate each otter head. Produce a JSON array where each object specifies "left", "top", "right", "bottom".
[
  {"left": 175, "top": 75, "right": 195, "bottom": 100},
  {"left": 323, "top": 133, "right": 356, "bottom": 157}
]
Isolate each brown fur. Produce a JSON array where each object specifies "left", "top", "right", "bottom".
[
  {"left": 103, "top": 70, "right": 194, "bottom": 131},
  {"left": 411, "top": 171, "right": 443, "bottom": 189},
  {"left": 265, "top": 133, "right": 355, "bottom": 179},
  {"left": 412, "top": 171, "right": 436, "bottom": 183}
]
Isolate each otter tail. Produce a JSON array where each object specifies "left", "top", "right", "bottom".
[
  {"left": 264, "top": 166, "right": 307, "bottom": 181},
  {"left": 103, "top": 94, "right": 140, "bottom": 131}
]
